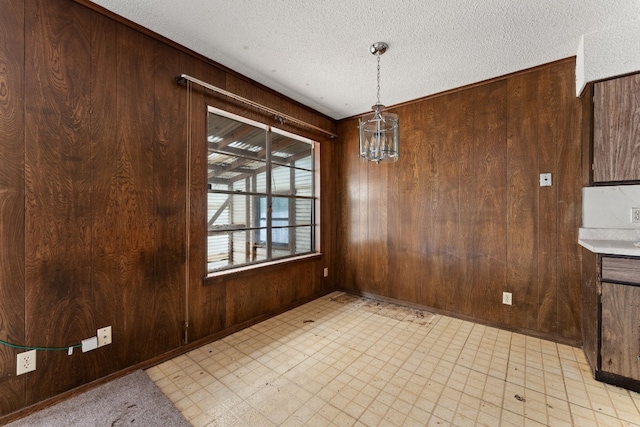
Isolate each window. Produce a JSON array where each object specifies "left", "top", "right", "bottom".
[{"left": 206, "top": 107, "right": 317, "bottom": 274}]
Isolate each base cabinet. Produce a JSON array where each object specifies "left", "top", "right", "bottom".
[
  {"left": 601, "top": 282, "right": 640, "bottom": 380},
  {"left": 593, "top": 256, "right": 640, "bottom": 391}
]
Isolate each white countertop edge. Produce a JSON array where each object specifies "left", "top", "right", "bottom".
[
  {"left": 578, "top": 238, "right": 640, "bottom": 256},
  {"left": 579, "top": 227, "right": 640, "bottom": 241}
]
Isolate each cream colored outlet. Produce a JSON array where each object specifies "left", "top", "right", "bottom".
[
  {"left": 323, "top": 268, "right": 329, "bottom": 278},
  {"left": 97, "top": 326, "right": 112, "bottom": 347},
  {"left": 17, "top": 349, "right": 36, "bottom": 375},
  {"left": 502, "top": 292, "right": 513, "bottom": 305}
]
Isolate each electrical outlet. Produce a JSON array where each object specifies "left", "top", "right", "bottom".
[
  {"left": 16, "top": 349, "right": 36, "bottom": 375},
  {"left": 502, "top": 292, "right": 513, "bottom": 305},
  {"left": 631, "top": 208, "right": 640, "bottom": 223},
  {"left": 97, "top": 326, "right": 112, "bottom": 347},
  {"left": 323, "top": 268, "right": 328, "bottom": 278}
]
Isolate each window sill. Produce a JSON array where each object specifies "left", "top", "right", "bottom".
[{"left": 203, "top": 252, "right": 323, "bottom": 285}]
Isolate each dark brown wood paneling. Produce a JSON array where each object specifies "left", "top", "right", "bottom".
[
  {"left": 364, "top": 145, "right": 390, "bottom": 296},
  {"left": 337, "top": 59, "right": 582, "bottom": 344},
  {"left": 427, "top": 92, "right": 460, "bottom": 312},
  {"left": 443, "top": 91, "right": 473, "bottom": 313},
  {"left": 223, "top": 262, "right": 319, "bottom": 327},
  {"left": 115, "top": 26, "right": 158, "bottom": 366},
  {"left": 535, "top": 66, "right": 559, "bottom": 335},
  {"left": 336, "top": 120, "right": 358, "bottom": 291},
  {"left": 344, "top": 115, "right": 390, "bottom": 296},
  {"left": 554, "top": 61, "right": 582, "bottom": 341},
  {"left": 152, "top": 40, "right": 188, "bottom": 349},
  {"left": 387, "top": 103, "right": 426, "bottom": 303},
  {"left": 185, "top": 60, "right": 228, "bottom": 342},
  {"left": 468, "top": 81, "right": 507, "bottom": 323},
  {"left": 319, "top": 134, "right": 336, "bottom": 292},
  {"left": 418, "top": 99, "right": 440, "bottom": 308},
  {"left": 593, "top": 73, "right": 640, "bottom": 182},
  {"left": 89, "top": 9, "right": 121, "bottom": 379},
  {"left": 24, "top": 0, "right": 96, "bottom": 404},
  {"left": 0, "top": 0, "right": 26, "bottom": 415},
  {"left": 506, "top": 70, "right": 539, "bottom": 331},
  {"left": 601, "top": 282, "right": 640, "bottom": 379}
]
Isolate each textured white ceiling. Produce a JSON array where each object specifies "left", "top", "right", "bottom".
[{"left": 89, "top": 0, "right": 640, "bottom": 120}]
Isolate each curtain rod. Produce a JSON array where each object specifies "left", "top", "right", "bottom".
[{"left": 176, "top": 74, "right": 337, "bottom": 139}]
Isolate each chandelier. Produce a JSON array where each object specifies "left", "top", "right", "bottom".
[{"left": 358, "top": 42, "right": 399, "bottom": 163}]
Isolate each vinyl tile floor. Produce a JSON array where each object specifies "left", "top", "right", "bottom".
[{"left": 146, "top": 292, "right": 640, "bottom": 426}]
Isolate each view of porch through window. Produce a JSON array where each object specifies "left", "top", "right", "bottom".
[{"left": 206, "top": 108, "right": 317, "bottom": 273}]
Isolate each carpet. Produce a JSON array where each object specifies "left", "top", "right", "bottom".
[{"left": 7, "top": 370, "right": 190, "bottom": 427}]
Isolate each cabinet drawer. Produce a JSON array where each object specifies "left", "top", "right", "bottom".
[{"left": 602, "top": 257, "right": 640, "bottom": 284}]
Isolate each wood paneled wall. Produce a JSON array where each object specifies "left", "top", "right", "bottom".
[
  {"left": 0, "top": 0, "right": 26, "bottom": 416},
  {"left": 336, "top": 59, "right": 584, "bottom": 344},
  {"left": 0, "top": 0, "right": 335, "bottom": 419}
]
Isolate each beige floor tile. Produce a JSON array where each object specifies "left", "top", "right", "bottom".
[
  {"left": 432, "top": 403, "right": 455, "bottom": 423},
  {"left": 145, "top": 292, "right": 639, "bottom": 427},
  {"left": 476, "top": 409, "right": 501, "bottom": 426},
  {"left": 501, "top": 408, "right": 526, "bottom": 426}
]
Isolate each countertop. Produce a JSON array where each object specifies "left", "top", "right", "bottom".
[{"left": 579, "top": 228, "right": 640, "bottom": 256}]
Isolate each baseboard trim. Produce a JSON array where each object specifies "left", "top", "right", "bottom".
[{"left": 340, "top": 288, "right": 582, "bottom": 348}]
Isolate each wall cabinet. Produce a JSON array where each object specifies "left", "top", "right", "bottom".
[
  {"left": 593, "top": 73, "right": 640, "bottom": 182},
  {"left": 590, "top": 256, "right": 640, "bottom": 391}
]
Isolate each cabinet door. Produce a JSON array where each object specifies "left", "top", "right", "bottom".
[
  {"left": 601, "top": 282, "right": 640, "bottom": 379},
  {"left": 593, "top": 73, "right": 640, "bottom": 182}
]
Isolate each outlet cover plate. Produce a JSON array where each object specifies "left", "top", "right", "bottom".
[
  {"left": 97, "top": 326, "right": 112, "bottom": 347},
  {"left": 631, "top": 208, "right": 640, "bottom": 223},
  {"left": 17, "top": 349, "right": 36, "bottom": 375},
  {"left": 502, "top": 292, "right": 513, "bottom": 305}
]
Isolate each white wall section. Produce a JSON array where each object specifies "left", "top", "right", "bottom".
[{"left": 576, "top": 19, "right": 640, "bottom": 96}]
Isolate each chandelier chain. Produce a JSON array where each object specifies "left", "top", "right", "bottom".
[{"left": 376, "top": 54, "right": 381, "bottom": 106}]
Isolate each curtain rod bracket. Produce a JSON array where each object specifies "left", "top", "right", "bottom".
[{"left": 176, "top": 75, "right": 187, "bottom": 86}]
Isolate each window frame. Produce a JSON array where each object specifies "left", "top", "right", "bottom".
[{"left": 205, "top": 106, "right": 320, "bottom": 277}]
